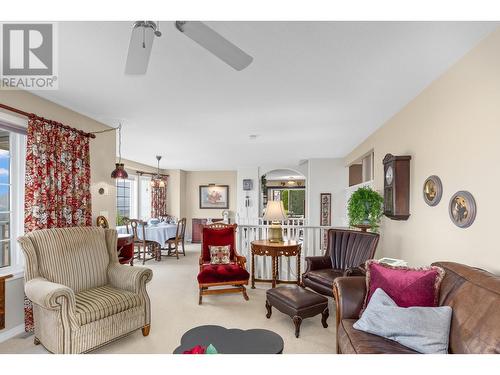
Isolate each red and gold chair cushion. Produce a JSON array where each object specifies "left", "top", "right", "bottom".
[{"left": 197, "top": 263, "right": 250, "bottom": 284}]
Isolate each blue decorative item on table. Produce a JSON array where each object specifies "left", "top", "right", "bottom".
[{"left": 149, "top": 218, "right": 160, "bottom": 226}]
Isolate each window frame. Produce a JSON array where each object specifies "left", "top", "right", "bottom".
[
  {"left": 138, "top": 174, "right": 151, "bottom": 221},
  {"left": 0, "top": 113, "right": 27, "bottom": 278},
  {"left": 115, "top": 173, "right": 153, "bottom": 224},
  {"left": 116, "top": 176, "right": 137, "bottom": 220}
]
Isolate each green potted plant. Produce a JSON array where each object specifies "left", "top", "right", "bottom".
[{"left": 347, "top": 186, "right": 384, "bottom": 232}]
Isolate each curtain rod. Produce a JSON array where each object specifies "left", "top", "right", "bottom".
[
  {"left": 0, "top": 102, "right": 96, "bottom": 139},
  {"left": 135, "top": 170, "right": 169, "bottom": 178}
]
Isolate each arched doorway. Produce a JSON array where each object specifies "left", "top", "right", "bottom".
[{"left": 260, "top": 168, "right": 307, "bottom": 221}]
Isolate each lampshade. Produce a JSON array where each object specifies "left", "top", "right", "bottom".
[
  {"left": 151, "top": 178, "right": 166, "bottom": 188},
  {"left": 111, "top": 163, "right": 128, "bottom": 179},
  {"left": 263, "top": 200, "right": 287, "bottom": 221},
  {"left": 111, "top": 124, "right": 128, "bottom": 179}
]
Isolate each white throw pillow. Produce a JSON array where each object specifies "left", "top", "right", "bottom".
[{"left": 353, "top": 288, "right": 452, "bottom": 354}]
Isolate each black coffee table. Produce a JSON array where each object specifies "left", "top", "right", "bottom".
[{"left": 173, "top": 325, "right": 284, "bottom": 354}]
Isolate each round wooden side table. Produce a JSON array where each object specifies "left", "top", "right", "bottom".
[{"left": 250, "top": 240, "right": 301, "bottom": 288}]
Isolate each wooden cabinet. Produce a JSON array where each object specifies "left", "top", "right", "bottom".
[{"left": 191, "top": 218, "right": 229, "bottom": 243}]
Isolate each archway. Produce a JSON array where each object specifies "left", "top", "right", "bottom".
[{"left": 260, "top": 168, "right": 307, "bottom": 220}]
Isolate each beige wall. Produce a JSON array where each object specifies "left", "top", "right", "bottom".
[
  {"left": 165, "top": 169, "right": 183, "bottom": 220},
  {"left": 345, "top": 28, "right": 500, "bottom": 273},
  {"left": 0, "top": 90, "right": 116, "bottom": 335},
  {"left": 182, "top": 170, "right": 237, "bottom": 238}
]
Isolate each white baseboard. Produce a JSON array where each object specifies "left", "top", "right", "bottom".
[{"left": 0, "top": 324, "right": 25, "bottom": 343}]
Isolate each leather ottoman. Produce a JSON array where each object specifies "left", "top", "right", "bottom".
[{"left": 265, "top": 286, "right": 329, "bottom": 338}]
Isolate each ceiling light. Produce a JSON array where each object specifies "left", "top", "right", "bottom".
[
  {"left": 151, "top": 155, "right": 166, "bottom": 188},
  {"left": 111, "top": 124, "right": 128, "bottom": 179}
]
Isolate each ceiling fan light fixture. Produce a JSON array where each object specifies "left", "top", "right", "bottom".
[
  {"left": 125, "top": 21, "right": 162, "bottom": 75},
  {"left": 151, "top": 155, "right": 166, "bottom": 188}
]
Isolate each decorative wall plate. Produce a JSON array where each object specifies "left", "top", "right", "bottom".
[
  {"left": 423, "top": 175, "right": 443, "bottom": 206},
  {"left": 449, "top": 191, "right": 477, "bottom": 228}
]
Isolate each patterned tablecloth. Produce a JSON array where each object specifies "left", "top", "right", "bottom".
[{"left": 116, "top": 223, "right": 178, "bottom": 246}]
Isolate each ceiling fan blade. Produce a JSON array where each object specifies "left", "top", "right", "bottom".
[
  {"left": 125, "top": 23, "right": 155, "bottom": 75},
  {"left": 175, "top": 21, "right": 253, "bottom": 71}
]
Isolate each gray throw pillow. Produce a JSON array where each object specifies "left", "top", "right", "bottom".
[{"left": 353, "top": 288, "right": 452, "bottom": 354}]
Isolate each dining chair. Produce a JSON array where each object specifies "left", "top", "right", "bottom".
[
  {"left": 129, "top": 219, "right": 159, "bottom": 264},
  {"left": 163, "top": 217, "right": 187, "bottom": 260},
  {"left": 158, "top": 213, "right": 175, "bottom": 223}
]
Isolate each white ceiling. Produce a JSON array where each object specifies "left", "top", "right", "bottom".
[
  {"left": 33, "top": 21, "right": 498, "bottom": 170},
  {"left": 266, "top": 169, "right": 306, "bottom": 181}
]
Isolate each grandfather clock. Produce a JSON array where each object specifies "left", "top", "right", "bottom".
[{"left": 383, "top": 154, "right": 411, "bottom": 220}]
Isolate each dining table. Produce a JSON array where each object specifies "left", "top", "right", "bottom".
[{"left": 116, "top": 222, "right": 178, "bottom": 248}]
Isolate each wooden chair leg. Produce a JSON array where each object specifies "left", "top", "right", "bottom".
[
  {"left": 142, "top": 324, "right": 150, "bottom": 336},
  {"left": 265, "top": 300, "right": 272, "bottom": 318},
  {"left": 293, "top": 316, "right": 302, "bottom": 338},
  {"left": 34, "top": 337, "right": 40, "bottom": 345},
  {"left": 242, "top": 286, "right": 249, "bottom": 301},
  {"left": 176, "top": 242, "right": 179, "bottom": 260},
  {"left": 321, "top": 307, "right": 329, "bottom": 328},
  {"left": 182, "top": 239, "right": 186, "bottom": 256},
  {"left": 198, "top": 288, "right": 203, "bottom": 305}
]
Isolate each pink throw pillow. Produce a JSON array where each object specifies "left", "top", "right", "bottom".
[{"left": 362, "top": 260, "right": 445, "bottom": 312}]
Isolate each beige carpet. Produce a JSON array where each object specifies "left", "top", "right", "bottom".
[{"left": 0, "top": 243, "right": 337, "bottom": 354}]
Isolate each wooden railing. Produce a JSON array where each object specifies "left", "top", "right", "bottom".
[{"left": 236, "top": 224, "right": 343, "bottom": 282}]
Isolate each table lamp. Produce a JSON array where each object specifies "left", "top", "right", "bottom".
[{"left": 263, "top": 200, "right": 287, "bottom": 242}]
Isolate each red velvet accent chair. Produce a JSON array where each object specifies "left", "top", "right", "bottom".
[{"left": 197, "top": 223, "right": 250, "bottom": 304}]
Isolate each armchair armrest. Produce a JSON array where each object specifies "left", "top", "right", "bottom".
[
  {"left": 235, "top": 255, "right": 247, "bottom": 268},
  {"left": 25, "top": 277, "right": 76, "bottom": 311},
  {"left": 304, "top": 256, "right": 332, "bottom": 273},
  {"left": 108, "top": 264, "right": 153, "bottom": 294},
  {"left": 343, "top": 263, "right": 367, "bottom": 277},
  {"left": 333, "top": 276, "right": 366, "bottom": 323}
]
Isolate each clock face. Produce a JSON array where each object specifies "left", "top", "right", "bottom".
[{"left": 385, "top": 166, "right": 394, "bottom": 185}]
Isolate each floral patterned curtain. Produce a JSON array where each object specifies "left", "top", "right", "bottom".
[
  {"left": 151, "top": 177, "right": 168, "bottom": 218},
  {"left": 24, "top": 115, "right": 92, "bottom": 332}
]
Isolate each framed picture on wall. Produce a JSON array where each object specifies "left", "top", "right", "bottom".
[
  {"left": 320, "top": 193, "right": 332, "bottom": 226},
  {"left": 199, "top": 185, "right": 229, "bottom": 209}
]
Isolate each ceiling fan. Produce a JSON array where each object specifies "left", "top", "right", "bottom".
[{"left": 125, "top": 21, "right": 253, "bottom": 74}]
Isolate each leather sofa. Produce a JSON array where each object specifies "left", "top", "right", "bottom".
[
  {"left": 333, "top": 262, "right": 500, "bottom": 354},
  {"left": 302, "top": 229, "right": 379, "bottom": 297}
]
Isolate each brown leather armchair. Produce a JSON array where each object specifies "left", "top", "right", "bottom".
[{"left": 302, "top": 228, "right": 379, "bottom": 297}]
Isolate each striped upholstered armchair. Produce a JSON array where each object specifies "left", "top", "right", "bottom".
[{"left": 18, "top": 227, "right": 153, "bottom": 354}]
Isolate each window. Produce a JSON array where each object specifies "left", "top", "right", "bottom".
[
  {"left": 116, "top": 174, "right": 155, "bottom": 224},
  {"left": 0, "top": 122, "right": 26, "bottom": 274},
  {"left": 116, "top": 177, "right": 136, "bottom": 225},
  {"left": 268, "top": 188, "right": 306, "bottom": 217},
  {"left": 0, "top": 130, "right": 10, "bottom": 268}
]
